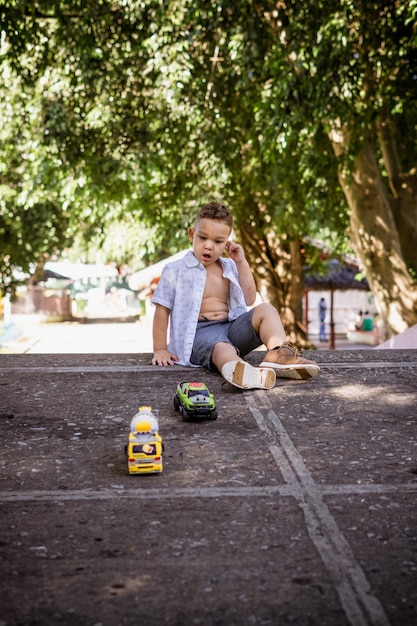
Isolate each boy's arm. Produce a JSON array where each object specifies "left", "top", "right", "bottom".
[
  {"left": 225, "top": 241, "right": 257, "bottom": 305},
  {"left": 152, "top": 304, "right": 179, "bottom": 366}
]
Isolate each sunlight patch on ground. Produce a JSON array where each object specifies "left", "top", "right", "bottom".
[{"left": 331, "top": 384, "right": 414, "bottom": 407}]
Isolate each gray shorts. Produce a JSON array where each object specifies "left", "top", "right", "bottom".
[{"left": 190, "top": 309, "right": 262, "bottom": 371}]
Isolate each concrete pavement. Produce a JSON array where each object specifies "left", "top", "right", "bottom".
[{"left": 1, "top": 347, "right": 416, "bottom": 625}]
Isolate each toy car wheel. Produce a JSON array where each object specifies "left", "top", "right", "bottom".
[
  {"left": 173, "top": 394, "right": 180, "bottom": 411},
  {"left": 181, "top": 406, "right": 192, "bottom": 422},
  {"left": 209, "top": 409, "right": 218, "bottom": 421}
]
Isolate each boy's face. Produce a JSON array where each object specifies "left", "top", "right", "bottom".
[{"left": 188, "top": 218, "right": 231, "bottom": 267}]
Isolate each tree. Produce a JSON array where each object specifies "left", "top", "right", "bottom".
[
  {"left": 123, "top": 0, "right": 348, "bottom": 342},
  {"left": 257, "top": 0, "right": 417, "bottom": 336},
  {"left": 0, "top": 64, "right": 72, "bottom": 293},
  {"left": 1, "top": 0, "right": 416, "bottom": 340}
]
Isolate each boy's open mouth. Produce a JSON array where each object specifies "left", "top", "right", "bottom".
[{"left": 202, "top": 253, "right": 211, "bottom": 261}]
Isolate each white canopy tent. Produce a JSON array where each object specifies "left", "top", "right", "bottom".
[{"left": 128, "top": 250, "right": 189, "bottom": 292}]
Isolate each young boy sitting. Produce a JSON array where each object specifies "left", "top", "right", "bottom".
[{"left": 151, "top": 201, "right": 319, "bottom": 389}]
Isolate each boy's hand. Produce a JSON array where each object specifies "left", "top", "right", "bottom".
[
  {"left": 152, "top": 350, "right": 179, "bottom": 366},
  {"left": 226, "top": 239, "right": 257, "bottom": 305},
  {"left": 225, "top": 241, "right": 245, "bottom": 263}
]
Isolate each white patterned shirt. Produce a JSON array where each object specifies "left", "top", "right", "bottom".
[{"left": 151, "top": 250, "right": 247, "bottom": 366}]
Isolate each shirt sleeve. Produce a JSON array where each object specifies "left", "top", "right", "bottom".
[{"left": 151, "top": 264, "right": 176, "bottom": 310}]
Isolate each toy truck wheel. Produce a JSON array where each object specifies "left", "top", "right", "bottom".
[
  {"left": 209, "top": 409, "right": 218, "bottom": 421},
  {"left": 173, "top": 394, "right": 180, "bottom": 411},
  {"left": 180, "top": 405, "right": 192, "bottom": 422}
]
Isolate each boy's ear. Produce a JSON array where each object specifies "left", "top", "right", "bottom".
[{"left": 188, "top": 227, "right": 194, "bottom": 242}]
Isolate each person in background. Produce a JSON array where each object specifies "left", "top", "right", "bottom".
[
  {"left": 361, "top": 311, "right": 374, "bottom": 331},
  {"left": 354, "top": 310, "right": 363, "bottom": 330},
  {"left": 318, "top": 297, "right": 328, "bottom": 342}
]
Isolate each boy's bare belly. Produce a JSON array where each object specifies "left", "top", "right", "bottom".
[
  {"left": 199, "top": 264, "right": 230, "bottom": 321},
  {"left": 198, "top": 296, "right": 229, "bottom": 321}
]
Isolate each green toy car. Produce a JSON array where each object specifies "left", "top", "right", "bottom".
[{"left": 174, "top": 381, "right": 217, "bottom": 421}]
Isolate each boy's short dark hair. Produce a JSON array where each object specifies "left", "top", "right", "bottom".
[{"left": 195, "top": 201, "right": 233, "bottom": 230}]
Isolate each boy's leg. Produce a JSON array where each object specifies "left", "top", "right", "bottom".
[
  {"left": 191, "top": 321, "right": 275, "bottom": 390},
  {"left": 251, "top": 303, "right": 320, "bottom": 380},
  {"left": 211, "top": 341, "right": 241, "bottom": 368},
  {"left": 250, "top": 302, "right": 287, "bottom": 348},
  {"left": 214, "top": 311, "right": 276, "bottom": 390}
]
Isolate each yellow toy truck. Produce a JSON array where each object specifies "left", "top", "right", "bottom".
[{"left": 126, "top": 406, "right": 163, "bottom": 475}]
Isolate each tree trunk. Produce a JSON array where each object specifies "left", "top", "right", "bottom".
[
  {"left": 376, "top": 116, "right": 417, "bottom": 274},
  {"left": 237, "top": 216, "right": 313, "bottom": 348},
  {"left": 329, "top": 125, "right": 417, "bottom": 338}
]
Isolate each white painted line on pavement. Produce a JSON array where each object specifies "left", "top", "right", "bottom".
[
  {"left": 1, "top": 482, "right": 415, "bottom": 503},
  {"left": 1, "top": 361, "right": 416, "bottom": 374},
  {"left": 246, "top": 391, "right": 391, "bottom": 626},
  {"left": 319, "top": 483, "right": 417, "bottom": 494},
  {"left": 0, "top": 485, "right": 292, "bottom": 501},
  {"left": 0, "top": 365, "right": 194, "bottom": 373}
]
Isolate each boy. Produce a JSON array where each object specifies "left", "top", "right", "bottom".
[{"left": 151, "top": 201, "right": 319, "bottom": 389}]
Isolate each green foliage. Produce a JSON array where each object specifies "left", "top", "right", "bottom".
[
  {"left": 261, "top": 0, "right": 417, "bottom": 164},
  {"left": 0, "top": 62, "right": 71, "bottom": 292},
  {"left": 1, "top": 0, "right": 416, "bottom": 297}
]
